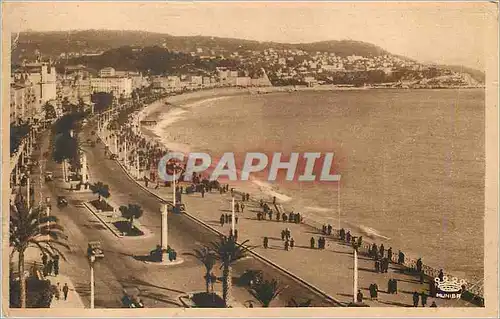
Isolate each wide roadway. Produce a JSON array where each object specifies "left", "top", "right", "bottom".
[{"left": 42, "top": 118, "right": 337, "bottom": 308}]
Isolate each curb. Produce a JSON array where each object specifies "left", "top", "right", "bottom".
[
  {"left": 82, "top": 202, "right": 124, "bottom": 238},
  {"left": 113, "top": 158, "right": 345, "bottom": 307}
]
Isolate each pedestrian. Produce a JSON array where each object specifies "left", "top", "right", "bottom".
[
  {"left": 356, "top": 290, "right": 363, "bottom": 303},
  {"left": 246, "top": 193, "right": 250, "bottom": 201},
  {"left": 416, "top": 258, "right": 423, "bottom": 273},
  {"left": 420, "top": 291, "right": 428, "bottom": 307},
  {"left": 273, "top": 196, "right": 276, "bottom": 204},
  {"left": 284, "top": 240, "right": 289, "bottom": 251},
  {"left": 393, "top": 279, "right": 398, "bottom": 294},
  {"left": 241, "top": 203, "right": 245, "bottom": 213},
  {"left": 259, "top": 199, "right": 264, "bottom": 207},
  {"left": 382, "top": 257, "right": 389, "bottom": 273},
  {"left": 379, "top": 244, "right": 385, "bottom": 257},
  {"left": 387, "top": 278, "right": 393, "bottom": 294},
  {"left": 225, "top": 214, "right": 229, "bottom": 223},
  {"left": 201, "top": 188, "right": 205, "bottom": 198},
  {"left": 438, "top": 269, "right": 444, "bottom": 282},
  {"left": 234, "top": 230, "right": 238, "bottom": 241},
  {"left": 290, "top": 237, "right": 294, "bottom": 249},
  {"left": 56, "top": 283, "right": 61, "bottom": 300},
  {"left": 430, "top": 301, "right": 437, "bottom": 307},
  {"left": 327, "top": 224, "right": 333, "bottom": 235},
  {"left": 42, "top": 253, "right": 48, "bottom": 267},
  {"left": 310, "top": 237, "right": 315, "bottom": 249},
  {"left": 47, "top": 259, "right": 54, "bottom": 276},
  {"left": 220, "top": 214, "right": 225, "bottom": 226},
  {"left": 282, "top": 213, "right": 287, "bottom": 222},
  {"left": 281, "top": 230, "right": 286, "bottom": 241},
  {"left": 268, "top": 209, "right": 273, "bottom": 220},
  {"left": 276, "top": 212, "right": 280, "bottom": 221},
  {"left": 357, "top": 236, "right": 363, "bottom": 248},
  {"left": 235, "top": 216, "right": 239, "bottom": 224},
  {"left": 371, "top": 243, "right": 378, "bottom": 259},
  {"left": 345, "top": 231, "right": 351, "bottom": 243},
  {"left": 419, "top": 270, "right": 425, "bottom": 284},
  {"left": 63, "top": 283, "right": 69, "bottom": 301},
  {"left": 53, "top": 255, "right": 60, "bottom": 276},
  {"left": 375, "top": 259, "right": 381, "bottom": 273},
  {"left": 263, "top": 236, "right": 269, "bottom": 249},
  {"left": 340, "top": 228, "right": 345, "bottom": 241},
  {"left": 412, "top": 291, "right": 420, "bottom": 307},
  {"left": 387, "top": 247, "right": 393, "bottom": 263},
  {"left": 242, "top": 194, "right": 245, "bottom": 202},
  {"left": 322, "top": 224, "right": 327, "bottom": 235},
  {"left": 235, "top": 202, "right": 240, "bottom": 213},
  {"left": 398, "top": 250, "right": 405, "bottom": 264}
]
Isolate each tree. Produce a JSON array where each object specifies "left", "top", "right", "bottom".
[
  {"left": 119, "top": 204, "right": 143, "bottom": 230},
  {"left": 43, "top": 103, "right": 56, "bottom": 120},
  {"left": 90, "top": 181, "right": 110, "bottom": 201},
  {"left": 250, "top": 278, "right": 285, "bottom": 307},
  {"left": 184, "top": 247, "right": 217, "bottom": 293},
  {"left": 9, "top": 196, "right": 69, "bottom": 308},
  {"left": 209, "top": 237, "right": 251, "bottom": 307},
  {"left": 53, "top": 133, "right": 78, "bottom": 164}
]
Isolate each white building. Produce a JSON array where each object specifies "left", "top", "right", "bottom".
[
  {"left": 98, "top": 67, "right": 116, "bottom": 77},
  {"left": 90, "top": 77, "right": 133, "bottom": 97},
  {"left": 14, "top": 61, "right": 57, "bottom": 105}
]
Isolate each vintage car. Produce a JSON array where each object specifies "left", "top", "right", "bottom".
[
  {"left": 57, "top": 196, "right": 68, "bottom": 207},
  {"left": 122, "top": 287, "right": 144, "bottom": 308},
  {"left": 45, "top": 172, "right": 53, "bottom": 182}
]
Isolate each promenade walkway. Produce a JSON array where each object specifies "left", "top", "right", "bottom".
[{"left": 127, "top": 175, "right": 475, "bottom": 307}]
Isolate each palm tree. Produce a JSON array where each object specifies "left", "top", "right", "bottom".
[
  {"left": 10, "top": 196, "right": 69, "bottom": 308},
  {"left": 250, "top": 278, "right": 285, "bottom": 307},
  {"left": 183, "top": 247, "right": 217, "bottom": 293},
  {"left": 119, "top": 204, "right": 143, "bottom": 231},
  {"left": 90, "top": 181, "right": 110, "bottom": 202},
  {"left": 209, "top": 236, "right": 251, "bottom": 307},
  {"left": 287, "top": 297, "right": 313, "bottom": 307}
]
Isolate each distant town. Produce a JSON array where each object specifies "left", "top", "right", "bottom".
[{"left": 10, "top": 31, "right": 484, "bottom": 130}]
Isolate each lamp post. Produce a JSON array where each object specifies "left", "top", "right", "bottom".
[
  {"left": 161, "top": 204, "right": 169, "bottom": 262},
  {"left": 352, "top": 238, "right": 360, "bottom": 304},
  {"left": 87, "top": 241, "right": 104, "bottom": 309},
  {"left": 231, "top": 196, "right": 235, "bottom": 236}
]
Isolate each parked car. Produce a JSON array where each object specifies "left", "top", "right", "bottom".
[
  {"left": 57, "top": 196, "right": 68, "bottom": 207},
  {"left": 122, "top": 287, "right": 144, "bottom": 308},
  {"left": 45, "top": 172, "right": 53, "bottom": 182}
]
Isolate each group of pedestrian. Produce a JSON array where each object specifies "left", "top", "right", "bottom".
[
  {"left": 387, "top": 278, "right": 398, "bottom": 294},
  {"left": 219, "top": 213, "right": 239, "bottom": 226},
  {"left": 53, "top": 282, "right": 70, "bottom": 301},
  {"left": 412, "top": 291, "right": 434, "bottom": 307},
  {"left": 41, "top": 253, "right": 60, "bottom": 277},
  {"left": 234, "top": 201, "right": 245, "bottom": 213},
  {"left": 310, "top": 236, "right": 327, "bottom": 249},
  {"left": 322, "top": 224, "right": 333, "bottom": 235},
  {"left": 374, "top": 256, "right": 390, "bottom": 273}
]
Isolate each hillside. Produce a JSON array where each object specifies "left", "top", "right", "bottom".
[{"left": 13, "top": 30, "right": 391, "bottom": 60}]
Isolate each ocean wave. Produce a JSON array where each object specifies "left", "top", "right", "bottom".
[
  {"left": 250, "top": 179, "right": 292, "bottom": 202},
  {"left": 304, "top": 206, "right": 333, "bottom": 213},
  {"left": 357, "top": 224, "right": 391, "bottom": 240}
]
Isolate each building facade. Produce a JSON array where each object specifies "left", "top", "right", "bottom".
[{"left": 90, "top": 77, "right": 133, "bottom": 97}]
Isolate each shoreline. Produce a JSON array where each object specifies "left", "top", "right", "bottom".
[{"left": 133, "top": 87, "right": 483, "bottom": 289}]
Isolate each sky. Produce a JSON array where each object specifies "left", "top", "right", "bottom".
[{"left": 2, "top": 1, "right": 497, "bottom": 70}]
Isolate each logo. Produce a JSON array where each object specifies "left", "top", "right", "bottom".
[
  {"left": 434, "top": 276, "right": 466, "bottom": 299},
  {"left": 157, "top": 151, "right": 341, "bottom": 182}
]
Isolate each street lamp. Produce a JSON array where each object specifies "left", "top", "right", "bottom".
[
  {"left": 87, "top": 241, "right": 104, "bottom": 309},
  {"left": 351, "top": 237, "right": 360, "bottom": 304}
]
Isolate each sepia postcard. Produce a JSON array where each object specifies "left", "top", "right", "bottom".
[{"left": 1, "top": 1, "right": 498, "bottom": 317}]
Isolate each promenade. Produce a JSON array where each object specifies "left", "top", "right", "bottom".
[{"left": 92, "top": 101, "right": 476, "bottom": 308}]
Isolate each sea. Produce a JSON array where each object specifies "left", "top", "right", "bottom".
[{"left": 150, "top": 88, "right": 485, "bottom": 282}]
